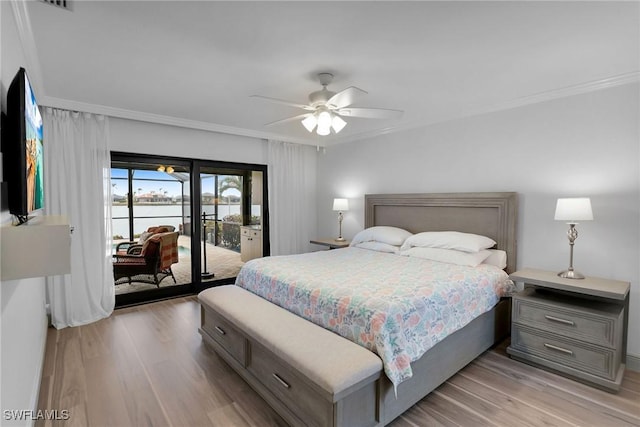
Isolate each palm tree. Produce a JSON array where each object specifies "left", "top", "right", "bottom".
[
  {"left": 218, "top": 175, "right": 242, "bottom": 217},
  {"left": 218, "top": 176, "right": 242, "bottom": 197}
]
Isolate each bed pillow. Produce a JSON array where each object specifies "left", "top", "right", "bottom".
[
  {"left": 482, "top": 249, "right": 507, "bottom": 269},
  {"left": 400, "top": 231, "right": 496, "bottom": 253},
  {"left": 353, "top": 241, "right": 401, "bottom": 254},
  {"left": 400, "top": 247, "right": 492, "bottom": 267},
  {"left": 350, "top": 226, "right": 413, "bottom": 246}
]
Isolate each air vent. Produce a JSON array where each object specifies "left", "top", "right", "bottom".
[{"left": 41, "top": 0, "right": 71, "bottom": 11}]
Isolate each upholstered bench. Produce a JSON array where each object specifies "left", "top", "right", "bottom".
[{"left": 198, "top": 285, "right": 384, "bottom": 427}]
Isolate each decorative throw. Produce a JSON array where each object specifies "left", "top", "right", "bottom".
[{"left": 149, "top": 232, "right": 179, "bottom": 270}]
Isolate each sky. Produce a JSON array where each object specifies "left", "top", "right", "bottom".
[{"left": 111, "top": 169, "right": 240, "bottom": 197}]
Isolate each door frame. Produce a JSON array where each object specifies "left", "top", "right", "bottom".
[{"left": 111, "top": 152, "right": 269, "bottom": 306}]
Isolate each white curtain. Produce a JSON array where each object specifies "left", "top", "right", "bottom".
[
  {"left": 43, "top": 108, "right": 114, "bottom": 328},
  {"left": 267, "top": 140, "right": 317, "bottom": 255}
]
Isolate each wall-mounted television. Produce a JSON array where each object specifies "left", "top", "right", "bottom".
[{"left": 2, "top": 68, "right": 44, "bottom": 224}]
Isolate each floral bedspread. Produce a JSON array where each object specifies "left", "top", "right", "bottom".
[{"left": 235, "top": 247, "right": 512, "bottom": 388}]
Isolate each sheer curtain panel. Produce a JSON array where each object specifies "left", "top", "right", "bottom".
[
  {"left": 267, "top": 140, "right": 317, "bottom": 255},
  {"left": 43, "top": 108, "right": 114, "bottom": 328}
]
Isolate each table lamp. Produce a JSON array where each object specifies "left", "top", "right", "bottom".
[
  {"left": 554, "top": 197, "right": 593, "bottom": 279},
  {"left": 333, "top": 198, "right": 349, "bottom": 241}
]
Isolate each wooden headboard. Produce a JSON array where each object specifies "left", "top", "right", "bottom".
[{"left": 365, "top": 192, "right": 518, "bottom": 273}]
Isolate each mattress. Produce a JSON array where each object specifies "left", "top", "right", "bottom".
[{"left": 235, "top": 247, "right": 512, "bottom": 387}]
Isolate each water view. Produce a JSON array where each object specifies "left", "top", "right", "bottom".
[{"left": 111, "top": 204, "right": 260, "bottom": 239}]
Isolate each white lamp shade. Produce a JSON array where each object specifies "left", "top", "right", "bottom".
[
  {"left": 331, "top": 115, "right": 347, "bottom": 133},
  {"left": 316, "top": 124, "right": 331, "bottom": 136},
  {"left": 333, "top": 198, "right": 349, "bottom": 211},
  {"left": 554, "top": 198, "right": 593, "bottom": 222},
  {"left": 301, "top": 115, "right": 317, "bottom": 132},
  {"left": 317, "top": 111, "right": 332, "bottom": 128}
]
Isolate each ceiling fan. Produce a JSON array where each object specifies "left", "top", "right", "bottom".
[{"left": 251, "top": 73, "right": 403, "bottom": 136}]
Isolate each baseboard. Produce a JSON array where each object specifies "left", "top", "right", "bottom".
[{"left": 626, "top": 353, "right": 640, "bottom": 373}]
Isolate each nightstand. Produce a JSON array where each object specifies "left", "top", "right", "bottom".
[
  {"left": 310, "top": 238, "right": 351, "bottom": 250},
  {"left": 507, "top": 268, "right": 630, "bottom": 392}
]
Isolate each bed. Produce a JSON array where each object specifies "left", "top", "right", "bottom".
[{"left": 199, "top": 192, "right": 518, "bottom": 426}]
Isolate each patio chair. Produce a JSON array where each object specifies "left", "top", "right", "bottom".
[
  {"left": 115, "top": 225, "right": 176, "bottom": 255},
  {"left": 113, "top": 231, "right": 179, "bottom": 287}
]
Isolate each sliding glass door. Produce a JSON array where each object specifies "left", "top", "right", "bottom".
[
  {"left": 111, "top": 153, "right": 269, "bottom": 306},
  {"left": 111, "top": 157, "right": 193, "bottom": 305},
  {"left": 195, "top": 164, "right": 266, "bottom": 289}
]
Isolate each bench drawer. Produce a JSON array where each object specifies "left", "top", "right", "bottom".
[
  {"left": 201, "top": 307, "right": 247, "bottom": 366},
  {"left": 248, "top": 341, "right": 332, "bottom": 427},
  {"left": 511, "top": 325, "right": 619, "bottom": 381},
  {"left": 513, "top": 289, "right": 623, "bottom": 347}
]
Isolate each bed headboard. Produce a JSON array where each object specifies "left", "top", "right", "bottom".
[{"left": 365, "top": 192, "right": 518, "bottom": 273}]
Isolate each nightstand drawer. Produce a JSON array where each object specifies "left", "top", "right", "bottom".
[
  {"left": 511, "top": 325, "right": 619, "bottom": 381},
  {"left": 513, "top": 288, "right": 623, "bottom": 348}
]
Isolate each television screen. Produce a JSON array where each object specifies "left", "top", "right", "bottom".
[
  {"left": 24, "top": 72, "right": 44, "bottom": 212},
  {"left": 2, "top": 67, "right": 44, "bottom": 223}
]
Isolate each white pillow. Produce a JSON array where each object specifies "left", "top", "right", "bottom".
[
  {"left": 350, "top": 226, "right": 413, "bottom": 246},
  {"left": 483, "top": 249, "right": 507, "bottom": 269},
  {"left": 353, "top": 241, "right": 400, "bottom": 254},
  {"left": 138, "top": 231, "right": 154, "bottom": 244},
  {"left": 401, "top": 247, "right": 492, "bottom": 267},
  {"left": 400, "top": 231, "right": 496, "bottom": 253}
]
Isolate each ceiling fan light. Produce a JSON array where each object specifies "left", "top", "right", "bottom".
[
  {"left": 331, "top": 115, "right": 347, "bottom": 133},
  {"left": 301, "top": 115, "right": 317, "bottom": 132},
  {"left": 316, "top": 123, "right": 331, "bottom": 136},
  {"left": 317, "top": 111, "right": 332, "bottom": 129}
]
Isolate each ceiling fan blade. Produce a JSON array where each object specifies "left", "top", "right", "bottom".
[
  {"left": 326, "top": 86, "right": 367, "bottom": 109},
  {"left": 337, "top": 107, "right": 404, "bottom": 119},
  {"left": 250, "top": 95, "right": 314, "bottom": 111},
  {"left": 264, "top": 113, "right": 312, "bottom": 127}
]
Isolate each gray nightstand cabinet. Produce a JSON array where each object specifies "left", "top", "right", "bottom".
[{"left": 507, "top": 268, "right": 630, "bottom": 393}]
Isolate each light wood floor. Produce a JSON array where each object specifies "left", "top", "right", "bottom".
[{"left": 37, "top": 296, "right": 640, "bottom": 427}]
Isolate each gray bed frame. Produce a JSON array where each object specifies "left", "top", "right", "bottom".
[
  {"left": 201, "top": 192, "right": 518, "bottom": 426},
  {"left": 365, "top": 192, "right": 517, "bottom": 423}
]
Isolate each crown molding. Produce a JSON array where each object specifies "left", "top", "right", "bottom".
[
  {"left": 38, "top": 95, "right": 322, "bottom": 146},
  {"left": 327, "top": 71, "right": 640, "bottom": 146},
  {"left": 487, "top": 71, "right": 640, "bottom": 113}
]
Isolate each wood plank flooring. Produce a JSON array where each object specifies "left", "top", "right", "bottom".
[{"left": 37, "top": 296, "right": 640, "bottom": 427}]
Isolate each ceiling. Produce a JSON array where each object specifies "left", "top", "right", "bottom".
[{"left": 15, "top": 1, "right": 640, "bottom": 146}]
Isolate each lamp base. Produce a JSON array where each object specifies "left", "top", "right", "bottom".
[
  {"left": 335, "top": 237, "right": 345, "bottom": 242},
  {"left": 558, "top": 269, "right": 585, "bottom": 280}
]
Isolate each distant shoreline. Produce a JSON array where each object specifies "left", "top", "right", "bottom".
[{"left": 112, "top": 202, "right": 242, "bottom": 206}]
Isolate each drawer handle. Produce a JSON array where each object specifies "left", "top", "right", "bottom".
[
  {"left": 272, "top": 373, "right": 290, "bottom": 389},
  {"left": 214, "top": 326, "right": 226, "bottom": 335},
  {"left": 544, "top": 315, "right": 575, "bottom": 326},
  {"left": 544, "top": 343, "right": 574, "bottom": 356}
]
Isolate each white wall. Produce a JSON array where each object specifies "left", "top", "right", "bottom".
[
  {"left": 317, "top": 83, "right": 640, "bottom": 360},
  {"left": 110, "top": 117, "right": 269, "bottom": 165},
  {"left": 1, "top": 3, "right": 49, "bottom": 425}
]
